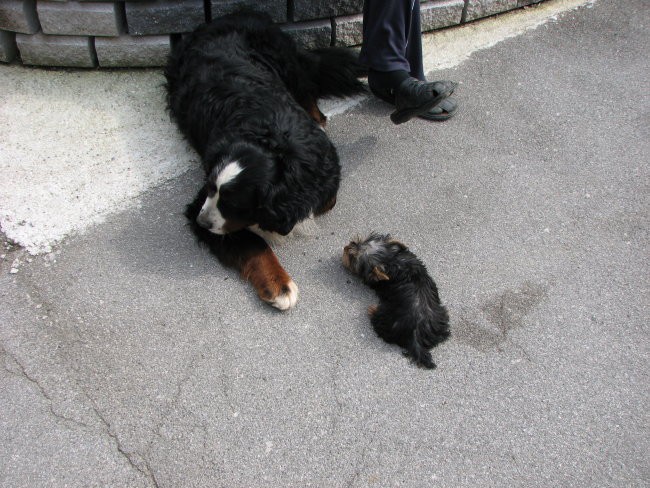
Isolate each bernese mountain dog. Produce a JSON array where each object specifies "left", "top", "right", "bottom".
[{"left": 164, "top": 11, "right": 366, "bottom": 310}]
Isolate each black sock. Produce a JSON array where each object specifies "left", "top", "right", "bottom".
[{"left": 367, "top": 69, "right": 411, "bottom": 92}]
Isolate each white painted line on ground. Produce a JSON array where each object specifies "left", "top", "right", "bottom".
[
  {"left": 0, "top": 0, "right": 595, "bottom": 254},
  {"left": 422, "top": 0, "right": 597, "bottom": 72},
  {"left": 0, "top": 69, "right": 196, "bottom": 254}
]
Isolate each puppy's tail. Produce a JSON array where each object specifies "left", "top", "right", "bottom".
[
  {"left": 406, "top": 333, "right": 437, "bottom": 369},
  {"left": 307, "top": 47, "right": 367, "bottom": 99},
  {"left": 406, "top": 315, "right": 451, "bottom": 369}
]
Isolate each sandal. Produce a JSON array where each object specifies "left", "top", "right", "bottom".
[
  {"left": 390, "top": 79, "right": 456, "bottom": 125},
  {"left": 417, "top": 97, "right": 458, "bottom": 121},
  {"left": 370, "top": 85, "right": 458, "bottom": 122}
]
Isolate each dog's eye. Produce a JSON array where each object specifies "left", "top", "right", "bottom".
[
  {"left": 219, "top": 195, "right": 239, "bottom": 210},
  {"left": 219, "top": 201, "right": 247, "bottom": 216},
  {"left": 207, "top": 182, "right": 217, "bottom": 195}
]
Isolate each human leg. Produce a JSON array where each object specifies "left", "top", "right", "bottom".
[{"left": 360, "top": 0, "right": 457, "bottom": 123}]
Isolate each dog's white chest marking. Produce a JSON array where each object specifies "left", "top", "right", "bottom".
[{"left": 248, "top": 212, "right": 317, "bottom": 246}]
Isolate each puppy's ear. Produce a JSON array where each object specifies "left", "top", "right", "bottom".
[
  {"left": 370, "top": 265, "right": 390, "bottom": 282},
  {"left": 388, "top": 239, "right": 407, "bottom": 251}
]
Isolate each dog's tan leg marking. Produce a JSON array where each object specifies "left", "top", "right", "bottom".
[
  {"left": 305, "top": 99, "right": 327, "bottom": 128},
  {"left": 368, "top": 304, "right": 378, "bottom": 317},
  {"left": 241, "top": 247, "right": 298, "bottom": 311}
]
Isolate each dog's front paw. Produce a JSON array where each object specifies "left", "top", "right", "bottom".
[
  {"left": 242, "top": 245, "right": 298, "bottom": 311},
  {"left": 267, "top": 280, "right": 299, "bottom": 311}
]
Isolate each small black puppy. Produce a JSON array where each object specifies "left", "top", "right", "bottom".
[{"left": 343, "top": 233, "right": 450, "bottom": 369}]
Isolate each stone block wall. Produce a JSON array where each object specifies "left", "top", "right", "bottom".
[{"left": 0, "top": 0, "right": 545, "bottom": 68}]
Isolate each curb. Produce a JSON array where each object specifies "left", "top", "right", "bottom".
[{"left": 0, "top": 0, "right": 544, "bottom": 68}]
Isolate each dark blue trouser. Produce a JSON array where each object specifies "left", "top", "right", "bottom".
[{"left": 358, "top": 0, "right": 425, "bottom": 81}]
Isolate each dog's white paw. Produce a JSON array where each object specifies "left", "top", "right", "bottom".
[{"left": 269, "top": 280, "right": 299, "bottom": 311}]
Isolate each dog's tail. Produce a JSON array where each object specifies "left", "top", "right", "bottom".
[
  {"left": 406, "top": 312, "right": 451, "bottom": 369},
  {"left": 305, "top": 47, "right": 367, "bottom": 99},
  {"left": 406, "top": 334, "right": 437, "bottom": 369}
]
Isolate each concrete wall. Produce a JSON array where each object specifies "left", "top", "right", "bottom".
[{"left": 0, "top": 0, "right": 545, "bottom": 68}]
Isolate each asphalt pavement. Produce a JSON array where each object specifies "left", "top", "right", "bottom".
[{"left": 1, "top": 0, "right": 648, "bottom": 486}]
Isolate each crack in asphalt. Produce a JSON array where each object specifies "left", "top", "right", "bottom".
[
  {"left": 1, "top": 342, "right": 160, "bottom": 487},
  {"left": 1, "top": 343, "right": 90, "bottom": 429},
  {"left": 87, "top": 396, "right": 161, "bottom": 488},
  {"left": 345, "top": 429, "right": 377, "bottom": 488},
  {"left": 149, "top": 345, "right": 208, "bottom": 442}
]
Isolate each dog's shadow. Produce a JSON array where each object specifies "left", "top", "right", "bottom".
[
  {"left": 335, "top": 134, "right": 378, "bottom": 178},
  {"left": 349, "top": 96, "right": 394, "bottom": 119},
  {"left": 303, "top": 253, "right": 381, "bottom": 328},
  {"left": 107, "top": 168, "right": 237, "bottom": 280},
  {"left": 312, "top": 254, "right": 426, "bottom": 364}
]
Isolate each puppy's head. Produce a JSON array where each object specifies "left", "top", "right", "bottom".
[
  {"left": 342, "top": 233, "right": 408, "bottom": 284},
  {"left": 196, "top": 143, "right": 297, "bottom": 236}
]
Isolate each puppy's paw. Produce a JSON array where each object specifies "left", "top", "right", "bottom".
[{"left": 267, "top": 280, "right": 299, "bottom": 311}]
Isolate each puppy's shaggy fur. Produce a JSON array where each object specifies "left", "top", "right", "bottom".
[
  {"left": 343, "top": 233, "right": 450, "bottom": 369},
  {"left": 164, "top": 11, "right": 365, "bottom": 309}
]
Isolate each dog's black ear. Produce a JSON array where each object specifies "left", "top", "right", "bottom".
[
  {"left": 256, "top": 182, "right": 301, "bottom": 236},
  {"left": 257, "top": 206, "right": 297, "bottom": 236},
  {"left": 272, "top": 214, "right": 297, "bottom": 236},
  {"left": 388, "top": 239, "right": 408, "bottom": 252},
  {"left": 370, "top": 265, "right": 390, "bottom": 282}
]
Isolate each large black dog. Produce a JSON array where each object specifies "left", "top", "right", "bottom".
[{"left": 165, "top": 12, "right": 365, "bottom": 310}]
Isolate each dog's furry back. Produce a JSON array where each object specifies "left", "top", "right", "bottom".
[
  {"left": 369, "top": 249, "right": 450, "bottom": 369},
  {"left": 164, "top": 11, "right": 365, "bottom": 158}
]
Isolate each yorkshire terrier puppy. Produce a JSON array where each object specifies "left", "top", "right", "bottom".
[{"left": 343, "top": 233, "right": 450, "bottom": 369}]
